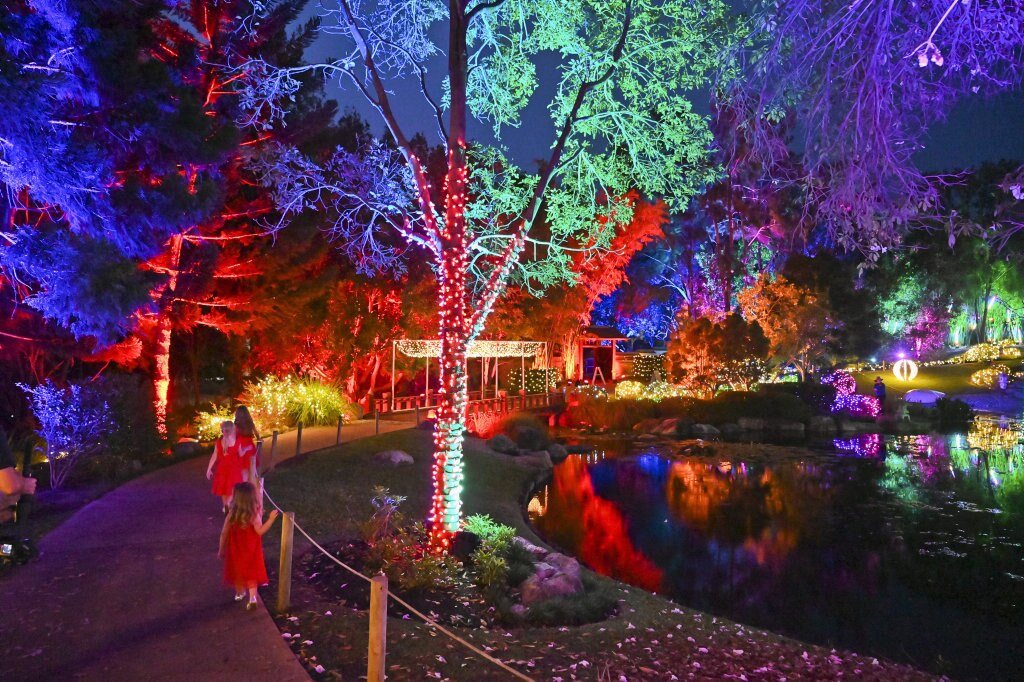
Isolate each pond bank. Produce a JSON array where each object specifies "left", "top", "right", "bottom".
[{"left": 261, "top": 428, "right": 939, "bottom": 680}]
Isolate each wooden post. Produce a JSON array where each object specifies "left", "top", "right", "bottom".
[
  {"left": 277, "top": 511, "right": 295, "bottom": 613},
  {"left": 375, "top": 402, "right": 381, "bottom": 435},
  {"left": 336, "top": 416, "right": 344, "bottom": 445},
  {"left": 267, "top": 431, "right": 279, "bottom": 472},
  {"left": 295, "top": 422, "right": 303, "bottom": 457},
  {"left": 415, "top": 397, "right": 421, "bottom": 426},
  {"left": 367, "top": 573, "right": 388, "bottom": 682}
]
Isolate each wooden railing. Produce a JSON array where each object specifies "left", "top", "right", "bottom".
[{"left": 374, "top": 391, "right": 563, "bottom": 420}]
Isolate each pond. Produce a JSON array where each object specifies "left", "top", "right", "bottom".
[{"left": 528, "top": 417, "right": 1024, "bottom": 680}]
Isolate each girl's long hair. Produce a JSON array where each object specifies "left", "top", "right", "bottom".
[
  {"left": 228, "top": 482, "right": 259, "bottom": 527},
  {"left": 234, "top": 405, "right": 258, "bottom": 439}
]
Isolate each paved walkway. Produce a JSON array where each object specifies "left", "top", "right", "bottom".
[{"left": 0, "top": 418, "right": 411, "bottom": 681}]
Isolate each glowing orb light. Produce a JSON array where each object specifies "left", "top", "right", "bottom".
[{"left": 893, "top": 359, "right": 919, "bottom": 382}]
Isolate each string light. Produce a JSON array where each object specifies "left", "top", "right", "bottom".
[{"left": 397, "top": 339, "right": 545, "bottom": 359}]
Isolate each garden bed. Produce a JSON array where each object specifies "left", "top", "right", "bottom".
[{"left": 260, "top": 429, "right": 939, "bottom": 680}]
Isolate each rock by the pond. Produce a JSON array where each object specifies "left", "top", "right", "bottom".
[
  {"left": 546, "top": 442, "right": 569, "bottom": 463},
  {"left": 374, "top": 449, "right": 414, "bottom": 465},
  {"left": 808, "top": 415, "right": 837, "bottom": 434},
  {"left": 675, "top": 439, "right": 715, "bottom": 456},
  {"left": 632, "top": 418, "right": 662, "bottom": 433},
  {"left": 765, "top": 420, "right": 805, "bottom": 437},
  {"left": 518, "top": 450, "right": 553, "bottom": 469},
  {"left": 565, "top": 444, "right": 593, "bottom": 454},
  {"left": 654, "top": 418, "right": 679, "bottom": 436},
  {"left": 719, "top": 422, "right": 742, "bottom": 438},
  {"left": 487, "top": 433, "right": 519, "bottom": 454},
  {"left": 839, "top": 419, "right": 879, "bottom": 434},
  {"left": 691, "top": 423, "right": 721, "bottom": 437},
  {"left": 519, "top": 552, "right": 584, "bottom": 606},
  {"left": 737, "top": 417, "right": 765, "bottom": 431}
]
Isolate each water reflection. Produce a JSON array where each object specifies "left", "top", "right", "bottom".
[{"left": 531, "top": 417, "right": 1024, "bottom": 679}]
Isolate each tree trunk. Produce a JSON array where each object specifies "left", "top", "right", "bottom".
[
  {"left": 152, "top": 234, "right": 183, "bottom": 437},
  {"left": 427, "top": 2, "right": 471, "bottom": 553}
]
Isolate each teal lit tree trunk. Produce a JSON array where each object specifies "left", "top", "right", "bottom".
[{"left": 240, "top": 0, "right": 727, "bottom": 553}]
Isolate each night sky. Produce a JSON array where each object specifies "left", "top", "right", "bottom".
[{"left": 302, "top": 15, "right": 1024, "bottom": 174}]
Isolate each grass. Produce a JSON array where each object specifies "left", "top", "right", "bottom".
[
  {"left": 260, "top": 429, "right": 935, "bottom": 681},
  {"left": 852, "top": 361, "right": 1016, "bottom": 397}
]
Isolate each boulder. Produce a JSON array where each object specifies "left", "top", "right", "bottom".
[
  {"left": 808, "top": 416, "right": 837, "bottom": 435},
  {"left": 691, "top": 423, "right": 720, "bottom": 437},
  {"left": 519, "top": 551, "right": 585, "bottom": 606},
  {"left": 374, "top": 449, "right": 414, "bottom": 465},
  {"left": 674, "top": 417, "right": 695, "bottom": 439},
  {"left": 737, "top": 417, "right": 765, "bottom": 431},
  {"left": 654, "top": 418, "right": 679, "bottom": 436},
  {"left": 487, "top": 434, "right": 519, "bottom": 454},
  {"left": 565, "top": 444, "right": 593, "bottom": 454},
  {"left": 546, "top": 442, "right": 569, "bottom": 463},
  {"left": 765, "top": 420, "right": 805, "bottom": 438},
  {"left": 719, "top": 423, "right": 742, "bottom": 438},
  {"left": 632, "top": 418, "right": 662, "bottom": 434},
  {"left": 520, "top": 450, "right": 553, "bottom": 469}
]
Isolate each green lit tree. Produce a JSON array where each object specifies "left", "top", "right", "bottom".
[{"left": 240, "top": 0, "right": 728, "bottom": 549}]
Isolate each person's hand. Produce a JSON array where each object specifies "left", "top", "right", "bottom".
[
  {"left": 269, "top": 509, "right": 280, "bottom": 522},
  {"left": 206, "top": 468, "right": 213, "bottom": 481},
  {"left": 21, "top": 476, "right": 36, "bottom": 496}
]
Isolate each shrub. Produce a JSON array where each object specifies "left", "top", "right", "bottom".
[
  {"left": 614, "top": 380, "right": 645, "bottom": 400},
  {"left": 287, "top": 378, "right": 359, "bottom": 426},
  {"left": 95, "top": 372, "right": 164, "bottom": 464},
  {"left": 194, "top": 403, "right": 235, "bottom": 442},
  {"left": 361, "top": 487, "right": 459, "bottom": 592},
  {"left": 936, "top": 397, "right": 974, "bottom": 428},
  {"left": 524, "top": 574, "right": 618, "bottom": 626},
  {"left": 19, "top": 380, "right": 114, "bottom": 489},
  {"left": 506, "top": 368, "right": 560, "bottom": 394},
  {"left": 238, "top": 375, "right": 360, "bottom": 433},
  {"left": 969, "top": 365, "right": 1010, "bottom": 388},
  {"left": 630, "top": 354, "right": 665, "bottom": 382},
  {"left": 498, "top": 414, "right": 550, "bottom": 450}
]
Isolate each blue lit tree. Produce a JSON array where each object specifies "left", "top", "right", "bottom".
[{"left": 240, "top": 0, "right": 730, "bottom": 550}]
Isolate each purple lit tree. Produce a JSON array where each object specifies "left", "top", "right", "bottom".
[
  {"left": 19, "top": 380, "right": 113, "bottom": 490},
  {"left": 239, "top": 0, "right": 730, "bottom": 550},
  {"left": 733, "top": 0, "right": 1024, "bottom": 261}
]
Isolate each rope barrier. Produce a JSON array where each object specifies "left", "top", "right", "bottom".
[{"left": 262, "top": 488, "right": 534, "bottom": 682}]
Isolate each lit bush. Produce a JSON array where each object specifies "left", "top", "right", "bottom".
[
  {"left": 239, "top": 375, "right": 359, "bottom": 432},
  {"left": 572, "top": 383, "right": 608, "bottom": 400},
  {"left": 19, "top": 380, "right": 114, "bottom": 489},
  {"left": 642, "top": 380, "right": 686, "bottom": 401},
  {"left": 821, "top": 370, "right": 856, "bottom": 396},
  {"left": 969, "top": 365, "right": 1011, "bottom": 388},
  {"left": 193, "top": 403, "right": 235, "bottom": 442},
  {"left": 630, "top": 354, "right": 665, "bottom": 382},
  {"left": 506, "top": 368, "right": 560, "bottom": 394},
  {"left": 615, "top": 380, "right": 645, "bottom": 400},
  {"left": 287, "top": 378, "right": 359, "bottom": 426},
  {"left": 958, "top": 342, "right": 1020, "bottom": 363}
]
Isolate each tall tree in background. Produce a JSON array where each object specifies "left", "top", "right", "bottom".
[
  {"left": 732, "top": 0, "right": 1024, "bottom": 261},
  {"left": 241, "top": 0, "right": 728, "bottom": 550}
]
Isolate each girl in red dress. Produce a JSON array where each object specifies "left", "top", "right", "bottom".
[
  {"left": 219, "top": 481, "right": 279, "bottom": 609},
  {"left": 206, "top": 421, "right": 239, "bottom": 512},
  {"left": 233, "top": 406, "right": 260, "bottom": 483}
]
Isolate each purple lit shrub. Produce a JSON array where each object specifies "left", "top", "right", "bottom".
[
  {"left": 832, "top": 393, "right": 881, "bottom": 418},
  {"left": 821, "top": 370, "right": 856, "bottom": 396}
]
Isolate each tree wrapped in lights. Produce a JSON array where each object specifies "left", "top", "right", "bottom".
[{"left": 240, "top": 0, "right": 728, "bottom": 551}]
